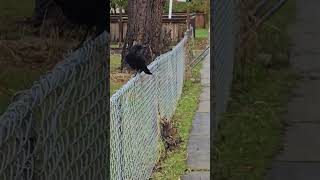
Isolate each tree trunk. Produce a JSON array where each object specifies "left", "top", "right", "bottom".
[{"left": 121, "top": 0, "right": 165, "bottom": 70}]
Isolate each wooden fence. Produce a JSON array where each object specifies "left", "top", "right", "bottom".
[{"left": 110, "top": 12, "right": 205, "bottom": 43}]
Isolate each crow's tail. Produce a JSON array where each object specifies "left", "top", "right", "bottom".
[{"left": 143, "top": 67, "right": 152, "bottom": 75}]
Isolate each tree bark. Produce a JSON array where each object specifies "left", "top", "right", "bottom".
[{"left": 121, "top": 0, "right": 166, "bottom": 69}]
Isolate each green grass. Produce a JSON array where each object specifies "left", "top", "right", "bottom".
[
  {"left": 110, "top": 81, "right": 123, "bottom": 95},
  {"left": 110, "top": 54, "right": 121, "bottom": 72},
  {"left": 0, "top": 0, "right": 33, "bottom": 18},
  {"left": 0, "top": 0, "right": 42, "bottom": 113},
  {"left": 0, "top": 54, "right": 122, "bottom": 113},
  {"left": 0, "top": 0, "right": 34, "bottom": 39},
  {"left": 110, "top": 54, "right": 124, "bottom": 95},
  {"left": 110, "top": 44, "right": 120, "bottom": 48},
  {"left": 213, "top": 66, "right": 297, "bottom": 180},
  {"left": 195, "top": 28, "right": 209, "bottom": 39},
  {"left": 152, "top": 63, "right": 202, "bottom": 179},
  {"left": 212, "top": 1, "right": 297, "bottom": 180},
  {"left": 193, "top": 30, "right": 209, "bottom": 50},
  {"left": 0, "top": 68, "right": 45, "bottom": 114}
]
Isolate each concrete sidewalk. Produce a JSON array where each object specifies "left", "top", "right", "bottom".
[
  {"left": 267, "top": 1, "right": 320, "bottom": 179},
  {"left": 182, "top": 53, "right": 210, "bottom": 180}
]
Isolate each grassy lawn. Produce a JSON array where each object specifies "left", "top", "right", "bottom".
[
  {"left": 193, "top": 28, "right": 209, "bottom": 51},
  {"left": 152, "top": 61, "right": 203, "bottom": 179},
  {"left": 0, "top": 68, "right": 45, "bottom": 114},
  {"left": 0, "top": 0, "right": 33, "bottom": 18},
  {"left": 212, "top": 1, "right": 297, "bottom": 180},
  {"left": 0, "top": 0, "right": 34, "bottom": 39},
  {"left": 0, "top": 0, "right": 42, "bottom": 114},
  {"left": 195, "top": 28, "right": 209, "bottom": 39},
  {"left": 110, "top": 54, "right": 125, "bottom": 95},
  {"left": 110, "top": 44, "right": 120, "bottom": 48},
  {"left": 110, "top": 54, "right": 121, "bottom": 72}
]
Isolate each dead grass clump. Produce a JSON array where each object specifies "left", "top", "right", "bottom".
[
  {"left": 159, "top": 118, "right": 182, "bottom": 152},
  {"left": 110, "top": 72, "right": 132, "bottom": 84},
  {"left": 0, "top": 38, "right": 75, "bottom": 69}
]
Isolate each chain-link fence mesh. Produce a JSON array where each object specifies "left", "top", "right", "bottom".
[
  {"left": 212, "top": 0, "right": 237, "bottom": 128},
  {"left": 212, "top": 0, "right": 276, "bottom": 127},
  {"left": 0, "top": 32, "right": 109, "bottom": 180},
  {"left": 110, "top": 30, "right": 192, "bottom": 179}
]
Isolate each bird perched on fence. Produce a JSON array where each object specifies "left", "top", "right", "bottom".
[
  {"left": 124, "top": 44, "right": 153, "bottom": 75},
  {"left": 53, "top": 0, "right": 108, "bottom": 49}
]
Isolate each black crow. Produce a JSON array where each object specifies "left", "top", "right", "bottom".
[
  {"left": 53, "top": 0, "right": 108, "bottom": 49},
  {"left": 125, "top": 44, "right": 152, "bottom": 75}
]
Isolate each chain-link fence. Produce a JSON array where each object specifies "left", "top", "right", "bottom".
[
  {"left": 0, "top": 32, "right": 109, "bottom": 180},
  {"left": 212, "top": 0, "right": 285, "bottom": 128},
  {"left": 110, "top": 29, "right": 192, "bottom": 179},
  {"left": 212, "top": 0, "right": 237, "bottom": 128}
]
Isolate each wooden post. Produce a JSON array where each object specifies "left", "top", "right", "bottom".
[
  {"left": 186, "top": 5, "right": 190, "bottom": 30},
  {"left": 119, "top": 8, "right": 124, "bottom": 46}
]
